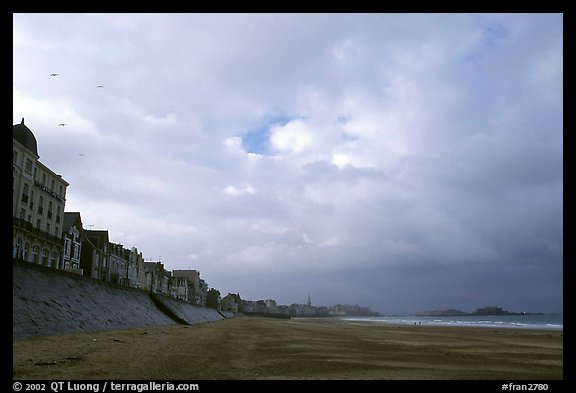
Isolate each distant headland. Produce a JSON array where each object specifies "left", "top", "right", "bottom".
[{"left": 414, "top": 306, "right": 545, "bottom": 317}]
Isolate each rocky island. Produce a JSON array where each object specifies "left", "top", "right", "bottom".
[{"left": 415, "top": 306, "right": 545, "bottom": 317}]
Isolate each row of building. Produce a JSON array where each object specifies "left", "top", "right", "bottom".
[{"left": 12, "top": 119, "right": 211, "bottom": 306}]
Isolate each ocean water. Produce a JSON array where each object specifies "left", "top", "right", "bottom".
[{"left": 339, "top": 314, "right": 563, "bottom": 330}]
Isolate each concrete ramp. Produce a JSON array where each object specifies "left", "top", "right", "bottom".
[
  {"left": 219, "top": 310, "right": 237, "bottom": 318},
  {"left": 150, "top": 294, "right": 224, "bottom": 324}
]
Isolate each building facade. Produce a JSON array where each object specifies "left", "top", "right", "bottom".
[
  {"left": 172, "top": 270, "right": 203, "bottom": 305},
  {"left": 129, "top": 247, "right": 145, "bottom": 289},
  {"left": 13, "top": 119, "right": 69, "bottom": 268},
  {"left": 61, "top": 212, "right": 83, "bottom": 273},
  {"left": 221, "top": 293, "right": 242, "bottom": 313},
  {"left": 108, "top": 242, "right": 131, "bottom": 286},
  {"left": 143, "top": 261, "right": 170, "bottom": 294},
  {"left": 80, "top": 230, "right": 110, "bottom": 280},
  {"left": 170, "top": 276, "right": 191, "bottom": 301}
]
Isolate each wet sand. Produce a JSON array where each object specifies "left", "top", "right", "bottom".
[{"left": 12, "top": 316, "right": 562, "bottom": 380}]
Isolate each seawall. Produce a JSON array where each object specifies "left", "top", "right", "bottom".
[{"left": 13, "top": 261, "right": 229, "bottom": 339}]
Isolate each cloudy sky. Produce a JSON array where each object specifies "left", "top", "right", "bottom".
[{"left": 13, "top": 13, "right": 563, "bottom": 314}]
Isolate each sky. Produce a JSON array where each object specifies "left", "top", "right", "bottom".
[{"left": 13, "top": 13, "right": 563, "bottom": 314}]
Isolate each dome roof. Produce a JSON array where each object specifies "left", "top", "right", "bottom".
[{"left": 13, "top": 118, "right": 38, "bottom": 156}]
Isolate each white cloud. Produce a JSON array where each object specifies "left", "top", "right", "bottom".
[
  {"left": 143, "top": 113, "right": 177, "bottom": 126},
  {"left": 249, "top": 221, "right": 290, "bottom": 235},
  {"left": 331, "top": 153, "right": 353, "bottom": 169},
  {"left": 225, "top": 245, "right": 278, "bottom": 269},
  {"left": 223, "top": 184, "right": 256, "bottom": 197},
  {"left": 270, "top": 119, "right": 317, "bottom": 154}
]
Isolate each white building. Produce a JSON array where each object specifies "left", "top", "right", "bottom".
[{"left": 13, "top": 119, "right": 69, "bottom": 268}]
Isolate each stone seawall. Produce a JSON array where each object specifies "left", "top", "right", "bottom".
[{"left": 13, "top": 261, "right": 228, "bottom": 339}]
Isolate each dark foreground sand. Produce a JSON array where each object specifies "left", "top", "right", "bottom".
[{"left": 12, "top": 316, "right": 562, "bottom": 380}]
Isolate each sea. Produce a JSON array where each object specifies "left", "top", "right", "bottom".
[{"left": 339, "top": 314, "right": 563, "bottom": 331}]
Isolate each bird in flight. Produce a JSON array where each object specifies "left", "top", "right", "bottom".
[
  {"left": 58, "top": 123, "right": 67, "bottom": 126},
  {"left": 96, "top": 85, "right": 104, "bottom": 88},
  {"left": 50, "top": 73, "right": 59, "bottom": 77},
  {"left": 78, "top": 153, "right": 84, "bottom": 157}
]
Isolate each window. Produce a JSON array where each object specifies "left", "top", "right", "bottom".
[
  {"left": 46, "top": 222, "right": 51, "bottom": 234},
  {"left": 36, "top": 219, "right": 41, "bottom": 229},
  {"left": 25, "top": 159, "right": 32, "bottom": 174},
  {"left": 13, "top": 238, "right": 21, "bottom": 259},
  {"left": 38, "top": 196, "right": 44, "bottom": 215},
  {"left": 31, "top": 246, "right": 38, "bottom": 263},
  {"left": 49, "top": 252, "right": 57, "bottom": 269},
  {"left": 41, "top": 249, "right": 48, "bottom": 266},
  {"left": 42, "top": 173, "right": 47, "bottom": 185},
  {"left": 13, "top": 150, "right": 18, "bottom": 165},
  {"left": 51, "top": 179, "right": 55, "bottom": 191},
  {"left": 21, "top": 183, "right": 29, "bottom": 203},
  {"left": 65, "top": 238, "right": 71, "bottom": 257}
]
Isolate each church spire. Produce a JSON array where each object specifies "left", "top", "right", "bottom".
[{"left": 307, "top": 293, "right": 311, "bottom": 307}]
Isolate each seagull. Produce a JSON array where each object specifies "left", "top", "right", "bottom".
[
  {"left": 78, "top": 153, "right": 84, "bottom": 157},
  {"left": 96, "top": 85, "right": 104, "bottom": 88},
  {"left": 58, "top": 123, "right": 67, "bottom": 126},
  {"left": 50, "top": 73, "right": 59, "bottom": 77}
]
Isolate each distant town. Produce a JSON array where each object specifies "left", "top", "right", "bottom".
[
  {"left": 12, "top": 118, "right": 378, "bottom": 318},
  {"left": 240, "top": 294, "right": 379, "bottom": 318},
  {"left": 414, "top": 306, "right": 545, "bottom": 317}
]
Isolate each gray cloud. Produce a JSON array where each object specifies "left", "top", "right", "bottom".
[{"left": 13, "top": 13, "right": 563, "bottom": 314}]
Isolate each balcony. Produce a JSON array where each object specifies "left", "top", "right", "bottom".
[{"left": 13, "top": 216, "right": 62, "bottom": 246}]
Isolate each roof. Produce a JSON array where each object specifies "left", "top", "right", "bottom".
[
  {"left": 13, "top": 118, "right": 39, "bottom": 157},
  {"left": 63, "top": 212, "right": 83, "bottom": 232},
  {"left": 83, "top": 230, "right": 109, "bottom": 247}
]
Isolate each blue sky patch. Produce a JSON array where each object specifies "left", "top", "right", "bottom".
[{"left": 240, "top": 114, "right": 295, "bottom": 155}]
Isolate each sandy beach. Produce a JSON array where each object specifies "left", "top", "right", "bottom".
[{"left": 12, "top": 316, "right": 562, "bottom": 380}]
